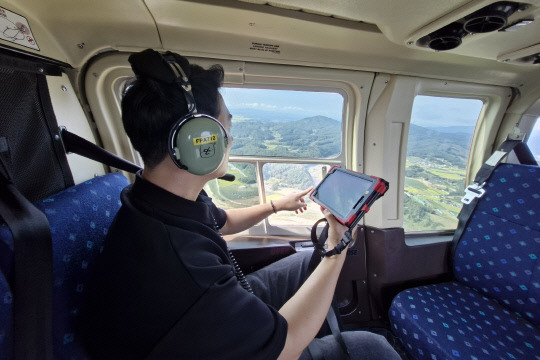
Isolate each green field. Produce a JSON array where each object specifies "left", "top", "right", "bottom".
[
  {"left": 205, "top": 118, "right": 470, "bottom": 232},
  {"left": 204, "top": 163, "right": 325, "bottom": 226},
  {"left": 404, "top": 158, "right": 465, "bottom": 231},
  {"left": 404, "top": 178, "right": 428, "bottom": 190},
  {"left": 428, "top": 168, "right": 465, "bottom": 180}
]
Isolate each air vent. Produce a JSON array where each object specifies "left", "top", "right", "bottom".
[
  {"left": 463, "top": 2, "right": 519, "bottom": 33},
  {"left": 416, "top": 1, "right": 529, "bottom": 51},
  {"left": 427, "top": 23, "right": 466, "bottom": 51}
]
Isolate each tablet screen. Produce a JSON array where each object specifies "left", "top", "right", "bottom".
[{"left": 315, "top": 169, "right": 375, "bottom": 219}]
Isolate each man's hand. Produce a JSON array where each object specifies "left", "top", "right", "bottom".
[
  {"left": 321, "top": 206, "right": 348, "bottom": 250},
  {"left": 273, "top": 187, "right": 313, "bottom": 214}
]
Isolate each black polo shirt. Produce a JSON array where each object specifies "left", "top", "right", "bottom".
[{"left": 80, "top": 173, "right": 287, "bottom": 359}]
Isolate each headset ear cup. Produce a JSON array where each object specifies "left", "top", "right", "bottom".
[{"left": 169, "top": 115, "right": 227, "bottom": 175}]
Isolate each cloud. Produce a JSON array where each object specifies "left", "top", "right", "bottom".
[{"left": 229, "top": 102, "right": 278, "bottom": 110}]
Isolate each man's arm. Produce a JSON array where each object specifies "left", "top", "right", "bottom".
[
  {"left": 277, "top": 209, "right": 348, "bottom": 360},
  {"left": 220, "top": 187, "right": 312, "bottom": 235}
]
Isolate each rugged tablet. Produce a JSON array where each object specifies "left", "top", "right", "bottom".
[{"left": 310, "top": 166, "right": 389, "bottom": 228}]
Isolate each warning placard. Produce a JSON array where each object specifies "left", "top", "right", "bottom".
[
  {"left": 0, "top": 7, "right": 39, "bottom": 50},
  {"left": 250, "top": 42, "right": 281, "bottom": 55}
]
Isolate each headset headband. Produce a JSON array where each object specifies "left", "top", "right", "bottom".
[
  {"left": 163, "top": 56, "right": 198, "bottom": 114},
  {"left": 128, "top": 49, "right": 197, "bottom": 114}
]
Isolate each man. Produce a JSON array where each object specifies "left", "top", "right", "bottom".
[{"left": 80, "top": 49, "right": 400, "bottom": 360}]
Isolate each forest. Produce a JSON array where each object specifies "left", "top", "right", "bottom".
[
  {"left": 403, "top": 124, "right": 472, "bottom": 231},
  {"left": 206, "top": 115, "right": 472, "bottom": 231},
  {"left": 230, "top": 115, "right": 341, "bottom": 158}
]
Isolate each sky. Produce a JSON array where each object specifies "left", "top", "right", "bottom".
[
  {"left": 220, "top": 87, "right": 539, "bottom": 159},
  {"left": 221, "top": 88, "right": 485, "bottom": 128},
  {"left": 220, "top": 87, "right": 344, "bottom": 121},
  {"left": 411, "top": 95, "right": 484, "bottom": 128}
]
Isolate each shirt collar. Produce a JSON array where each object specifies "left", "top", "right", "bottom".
[{"left": 127, "top": 171, "right": 217, "bottom": 228}]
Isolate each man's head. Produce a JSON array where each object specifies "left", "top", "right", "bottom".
[{"left": 122, "top": 50, "right": 226, "bottom": 170}]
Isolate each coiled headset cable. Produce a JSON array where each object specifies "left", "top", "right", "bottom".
[
  {"left": 211, "top": 215, "right": 254, "bottom": 294},
  {"left": 228, "top": 248, "right": 254, "bottom": 294}
]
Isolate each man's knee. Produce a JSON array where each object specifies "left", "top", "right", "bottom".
[
  {"left": 299, "top": 331, "right": 400, "bottom": 360},
  {"left": 342, "top": 331, "right": 401, "bottom": 360}
]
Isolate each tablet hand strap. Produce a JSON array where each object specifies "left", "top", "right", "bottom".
[
  {"left": 323, "top": 230, "right": 352, "bottom": 257},
  {"left": 310, "top": 218, "right": 352, "bottom": 257}
]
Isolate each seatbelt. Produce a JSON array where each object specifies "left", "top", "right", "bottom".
[
  {"left": 60, "top": 127, "right": 142, "bottom": 173},
  {"left": 307, "top": 307, "right": 350, "bottom": 360},
  {"left": 307, "top": 219, "right": 351, "bottom": 360},
  {"left": 0, "top": 140, "right": 53, "bottom": 360},
  {"left": 59, "top": 127, "right": 237, "bottom": 183},
  {"left": 450, "top": 138, "right": 537, "bottom": 268},
  {"left": 326, "top": 306, "right": 351, "bottom": 359}
]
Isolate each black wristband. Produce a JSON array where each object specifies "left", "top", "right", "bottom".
[{"left": 270, "top": 200, "right": 277, "bottom": 213}]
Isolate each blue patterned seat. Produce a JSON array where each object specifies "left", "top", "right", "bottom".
[
  {"left": 0, "top": 173, "right": 129, "bottom": 359},
  {"left": 0, "top": 270, "right": 12, "bottom": 360},
  {"left": 389, "top": 163, "right": 540, "bottom": 360}
]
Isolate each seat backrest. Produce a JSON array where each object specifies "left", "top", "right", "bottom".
[
  {"left": 0, "top": 270, "right": 13, "bottom": 360},
  {"left": 453, "top": 163, "right": 540, "bottom": 326},
  {"left": 0, "top": 173, "right": 129, "bottom": 359}
]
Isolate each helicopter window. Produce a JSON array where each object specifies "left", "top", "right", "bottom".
[{"left": 404, "top": 95, "right": 483, "bottom": 232}]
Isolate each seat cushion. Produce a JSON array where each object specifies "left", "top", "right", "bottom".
[{"left": 389, "top": 282, "right": 540, "bottom": 360}]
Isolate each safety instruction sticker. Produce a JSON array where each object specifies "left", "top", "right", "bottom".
[
  {"left": 0, "top": 7, "right": 39, "bottom": 50},
  {"left": 250, "top": 42, "right": 281, "bottom": 55},
  {"left": 193, "top": 134, "right": 218, "bottom": 146}
]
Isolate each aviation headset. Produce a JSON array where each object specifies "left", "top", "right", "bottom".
[{"left": 128, "top": 49, "right": 229, "bottom": 176}]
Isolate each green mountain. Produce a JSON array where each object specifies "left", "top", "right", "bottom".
[
  {"left": 407, "top": 124, "right": 472, "bottom": 167},
  {"left": 231, "top": 115, "right": 341, "bottom": 158}
]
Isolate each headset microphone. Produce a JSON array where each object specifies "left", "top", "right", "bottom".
[{"left": 218, "top": 173, "right": 235, "bottom": 182}]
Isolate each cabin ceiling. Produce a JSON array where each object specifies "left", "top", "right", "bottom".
[
  {"left": 235, "top": 0, "right": 472, "bottom": 44},
  {"left": 0, "top": 0, "right": 539, "bottom": 92}
]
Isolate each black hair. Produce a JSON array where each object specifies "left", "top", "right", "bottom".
[{"left": 121, "top": 62, "right": 224, "bottom": 168}]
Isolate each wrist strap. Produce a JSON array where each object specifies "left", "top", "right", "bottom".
[
  {"left": 310, "top": 218, "right": 351, "bottom": 257},
  {"left": 323, "top": 231, "right": 352, "bottom": 257}
]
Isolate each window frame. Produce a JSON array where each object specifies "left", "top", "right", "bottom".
[
  {"left": 85, "top": 53, "right": 375, "bottom": 236},
  {"left": 362, "top": 74, "right": 512, "bottom": 238},
  {"left": 403, "top": 94, "right": 485, "bottom": 234},
  {"left": 221, "top": 82, "right": 359, "bottom": 236},
  {"left": 84, "top": 54, "right": 515, "bottom": 240}
]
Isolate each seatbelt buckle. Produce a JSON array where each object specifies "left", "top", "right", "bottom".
[{"left": 461, "top": 183, "right": 485, "bottom": 204}]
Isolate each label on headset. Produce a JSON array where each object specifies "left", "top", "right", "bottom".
[{"left": 193, "top": 134, "right": 218, "bottom": 146}]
